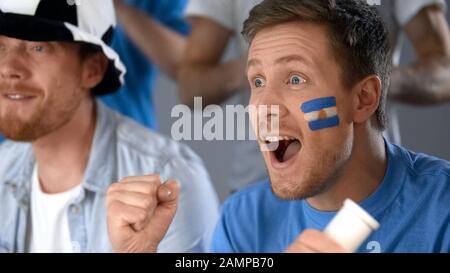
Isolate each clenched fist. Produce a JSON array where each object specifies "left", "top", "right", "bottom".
[{"left": 106, "top": 175, "right": 180, "bottom": 252}]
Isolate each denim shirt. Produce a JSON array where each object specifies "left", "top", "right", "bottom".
[{"left": 0, "top": 101, "right": 219, "bottom": 253}]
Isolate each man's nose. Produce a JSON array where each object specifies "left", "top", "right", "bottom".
[
  {"left": 251, "top": 90, "right": 289, "bottom": 135},
  {"left": 0, "top": 50, "right": 30, "bottom": 81},
  {"left": 257, "top": 89, "right": 289, "bottom": 119}
]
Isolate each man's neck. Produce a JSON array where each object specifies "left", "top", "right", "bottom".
[
  {"left": 32, "top": 99, "right": 96, "bottom": 194},
  {"left": 307, "top": 127, "right": 387, "bottom": 211}
]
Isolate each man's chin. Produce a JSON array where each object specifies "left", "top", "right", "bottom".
[
  {"left": 269, "top": 179, "right": 308, "bottom": 200},
  {"left": 0, "top": 131, "right": 41, "bottom": 142},
  {"left": 0, "top": 123, "right": 48, "bottom": 142},
  {"left": 268, "top": 175, "right": 331, "bottom": 201}
]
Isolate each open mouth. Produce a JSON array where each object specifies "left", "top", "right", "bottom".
[{"left": 263, "top": 136, "right": 302, "bottom": 164}]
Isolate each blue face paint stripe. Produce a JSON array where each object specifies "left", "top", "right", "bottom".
[
  {"left": 301, "top": 97, "right": 337, "bottom": 113},
  {"left": 308, "top": 116, "right": 340, "bottom": 131}
]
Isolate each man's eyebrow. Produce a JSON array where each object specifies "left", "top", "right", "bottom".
[
  {"left": 247, "top": 58, "right": 262, "bottom": 69},
  {"left": 247, "top": 55, "right": 313, "bottom": 69},
  {"left": 274, "top": 55, "right": 311, "bottom": 66}
]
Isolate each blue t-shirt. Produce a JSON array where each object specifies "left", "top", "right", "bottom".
[
  {"left": 100, "top": 0, "right": 190, "bottom": 130},
  {"left": 0, "top": 0, "right": 189, "bottom": 143},
  {"left": 211, "top": 141, "right": 450, "bottom": 253}
]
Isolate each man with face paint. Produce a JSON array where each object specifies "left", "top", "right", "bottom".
[{"left": 210, "top": 0, "right": 450, "bottom": 253}]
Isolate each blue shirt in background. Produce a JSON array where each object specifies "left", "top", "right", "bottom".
[
  {"left": 212, "top": 141, "right": 450, "bottom": 253},
  {"left": 101, "top": 0, "right": 190, "bottom": 130},
  {"left": 0, "top": 0, "right": 190, "bottom": 143}
]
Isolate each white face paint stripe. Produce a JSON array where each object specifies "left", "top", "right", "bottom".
[{"left": 303, "top": 107, "right": 337, "bottom": 122}]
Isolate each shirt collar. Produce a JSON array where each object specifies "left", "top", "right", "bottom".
[{"left": 78, "top": 100, "right": 117, "bottom": 194}]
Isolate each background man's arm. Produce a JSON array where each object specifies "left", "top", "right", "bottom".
[
  {"left": 177, "top": 17, "right": 248, "bottom": 107},
  {"left": 114, "top": 0, "right": 186, "bottom": 79},
  {"left": 389, "top": 5, "right": 450, "bottom": 105}
]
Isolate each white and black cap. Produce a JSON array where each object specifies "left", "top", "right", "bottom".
[{"left": 0, "top": 0, "right": 126, "bottom": 95}]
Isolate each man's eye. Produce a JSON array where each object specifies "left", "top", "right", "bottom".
[
  {"left": 254, "top": 77, "right": 266, "bottom": 88},
  {"left": 289, "top": 75, "right": 305, "bottom": 85}
]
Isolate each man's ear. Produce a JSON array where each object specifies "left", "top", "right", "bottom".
[
  {"left": 352, "top": 75, "right": 382, "bottom": 125},
  {"left": 81, "top": 53, "right": 109, "bottom": 90}
]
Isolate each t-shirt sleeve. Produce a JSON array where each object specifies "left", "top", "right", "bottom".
[
  {"left": 184, "top": 0, "right": 234, "bottom": 31},
  {"left": 394, "top": 0, "right": 447, "bottom": 26}
]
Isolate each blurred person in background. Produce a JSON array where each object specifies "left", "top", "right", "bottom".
[
  {"left": 178, "top": 0, "right": 266, "bottom": 195},
  {"left": 104, "top": 0, "right": 190, "bottom": 129},
  {"left": 376, "top": 0, "right": 450, "bottom": 144}
]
